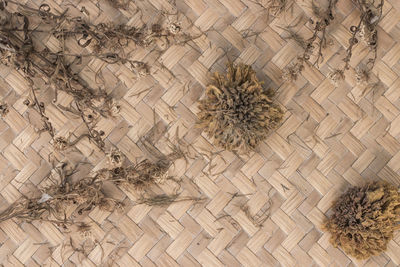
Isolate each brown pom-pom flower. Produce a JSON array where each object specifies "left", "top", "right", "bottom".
[
  {"left": 197, "top": 63, "right": 283, "bottom": 151},
  {"left": 323, "top": 182, "right": 400, "bottom": 260}
]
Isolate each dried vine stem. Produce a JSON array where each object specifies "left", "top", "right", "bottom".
[
  {"left": 0, "top": 163, "right": 121, "bottom": 226},
  {"left": 329, "top": 0, "right": 384, "bottom": 86},
  {"left": 0, "top": 144, "right": 195, "bottom": 225},
  {"left": 282, "top": 0, "right": 339, "bottom": 82},
  {"left": 25, "top": 80, "right": 56, "bottom": 138}
]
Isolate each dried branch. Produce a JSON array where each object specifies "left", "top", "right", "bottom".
[
  {"left": 329, "top": 0, "right": 384, "bottom": 86},
  {"left": 282, "top": 0, "right": 339, "bottom": 82}
]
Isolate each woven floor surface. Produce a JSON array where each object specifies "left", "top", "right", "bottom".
[{"left": 1, "top": 0, "right": 400, "bottom": 266}]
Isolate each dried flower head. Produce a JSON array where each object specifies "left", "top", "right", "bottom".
[
  {"left": 198, "top": 63, "right": 284, "bottom": 151},
  {"left": 323, "top": 182, "right": 400, "bottom": 260},
  {"left": 109, "top": 159, "right": 170, "bottom": 191},
  {"left": 53, "top": 136, "right": 69, "bottom": 150},
  {"left": 0, "top": 102, "right": 9, "bottom": 117},
  {"left": 355, "top": 66, "right": 370, "bottom": 84},
  {"left": 282, "top": 61, "right": 304, "bottom": 82},
  {"left": 107, "top": 149, "right": 124, "bottom": 167},
  {"left": 358, "top": 3, "right": 380, "bottom": 48},
  {"left": 328, "top": 69, "right": 345, "bottom": 87}
]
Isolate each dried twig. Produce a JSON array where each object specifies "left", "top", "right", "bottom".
[
  {"left": 0, "top": 101, "right": 9, "bottom": 117},
  {"left": 329, "top": 0, "right": 383, "bottom": 86},
  {"left": 282, "top": 0, "right": 339, "bottom": 81}
]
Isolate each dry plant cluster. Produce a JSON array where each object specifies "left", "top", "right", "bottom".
[
  {"left": 198, "top": 63, "right": 283, "bottom": 152},
  {"left": 0, "top": 0, "right": 201, "bottom": 227},
  {"left": 323, "top": 182, "right": 400, "bottom": 259},
  {"left": 0, "top": 0, "right": 193, "bottom": 152},
  {"left": 282, "top": 0, "right": 383, "bottom": 86},
  {"left": 0, "top": 147, "right": 190, "bottom": 226}
]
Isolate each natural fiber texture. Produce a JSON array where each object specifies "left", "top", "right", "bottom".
[
  {"left": 1, "top": 0, "right": 400, "bottom": 265},
  {"left": 323, "top": 182, "right": 400, "bottom": 260},
  {"left": 198, "top": 63, "right": 283, "bottom": 152}
]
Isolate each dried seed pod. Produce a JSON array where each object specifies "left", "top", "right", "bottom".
[
  {"left": 197, "top": 63, "right": 284, "bottom": 152},
  {"left": 323, "top": 182, "right": 400, "bottom": 259},
  {"left": 107, "top": 148, "right": 125, "bottom": 167}
]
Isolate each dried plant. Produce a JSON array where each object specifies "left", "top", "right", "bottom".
[
  {"left": 323, "top": 182, "right": 400, "bottom": 259},
  {"left": 135, "top": 194, "right": 205, "bottom": 206},
  {"left": 0, "top": 163, "right": 122, "bottom": 225},
  {"left": 355, "top": 66, "right": 370, "bottom": 84},
  {"left": 0, "top": 0, "right": 204, "bottom": 153},
  {"left": 52, "top": 133, "right": 96, "bottom": 151},
  {"left": 281, "top": 0, "right": 383, "bottom": 85},
  {"left": 0, "top": 3, "right": 126, "bottom": 149},
  {"left": 283, "top": 0, "right": 339, "bottom": 82},
  {"left": 106, "top": 159, "right": 171, "bottom": 190},
  {"left": 198, "top": 63, "right": 283, "bottom": 152},
  {"left": 329, "top": 0, "right": 383, "bottom": 86},
  {"left": 107, "top": 148, "right": 125, "bottom": 167},
  {"left": 0, "top": 101, "right": 8, "bottom": 117},
  {"left": 23, "top": 87, "right": 56, "bottom": 138},
  {"left": 76, "top": 222, "right": 92, "bottom": 238},
  {"left": 241, "top": 201, "right": 271, "bottom": 227},
  {"left": 327, "top": 69, "right": 345, "bottom": 87},
  {"left": 105, "top": 143, "right": 186, "bottom": 189}
]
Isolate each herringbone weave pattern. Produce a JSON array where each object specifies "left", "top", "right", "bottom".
[{"left": 1, "top": 0, "right": 400, "bottom": 266}]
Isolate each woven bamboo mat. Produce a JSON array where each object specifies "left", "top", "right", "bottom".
[{"left": 1, "top": 0, "right": 400, "bottom": 266}]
